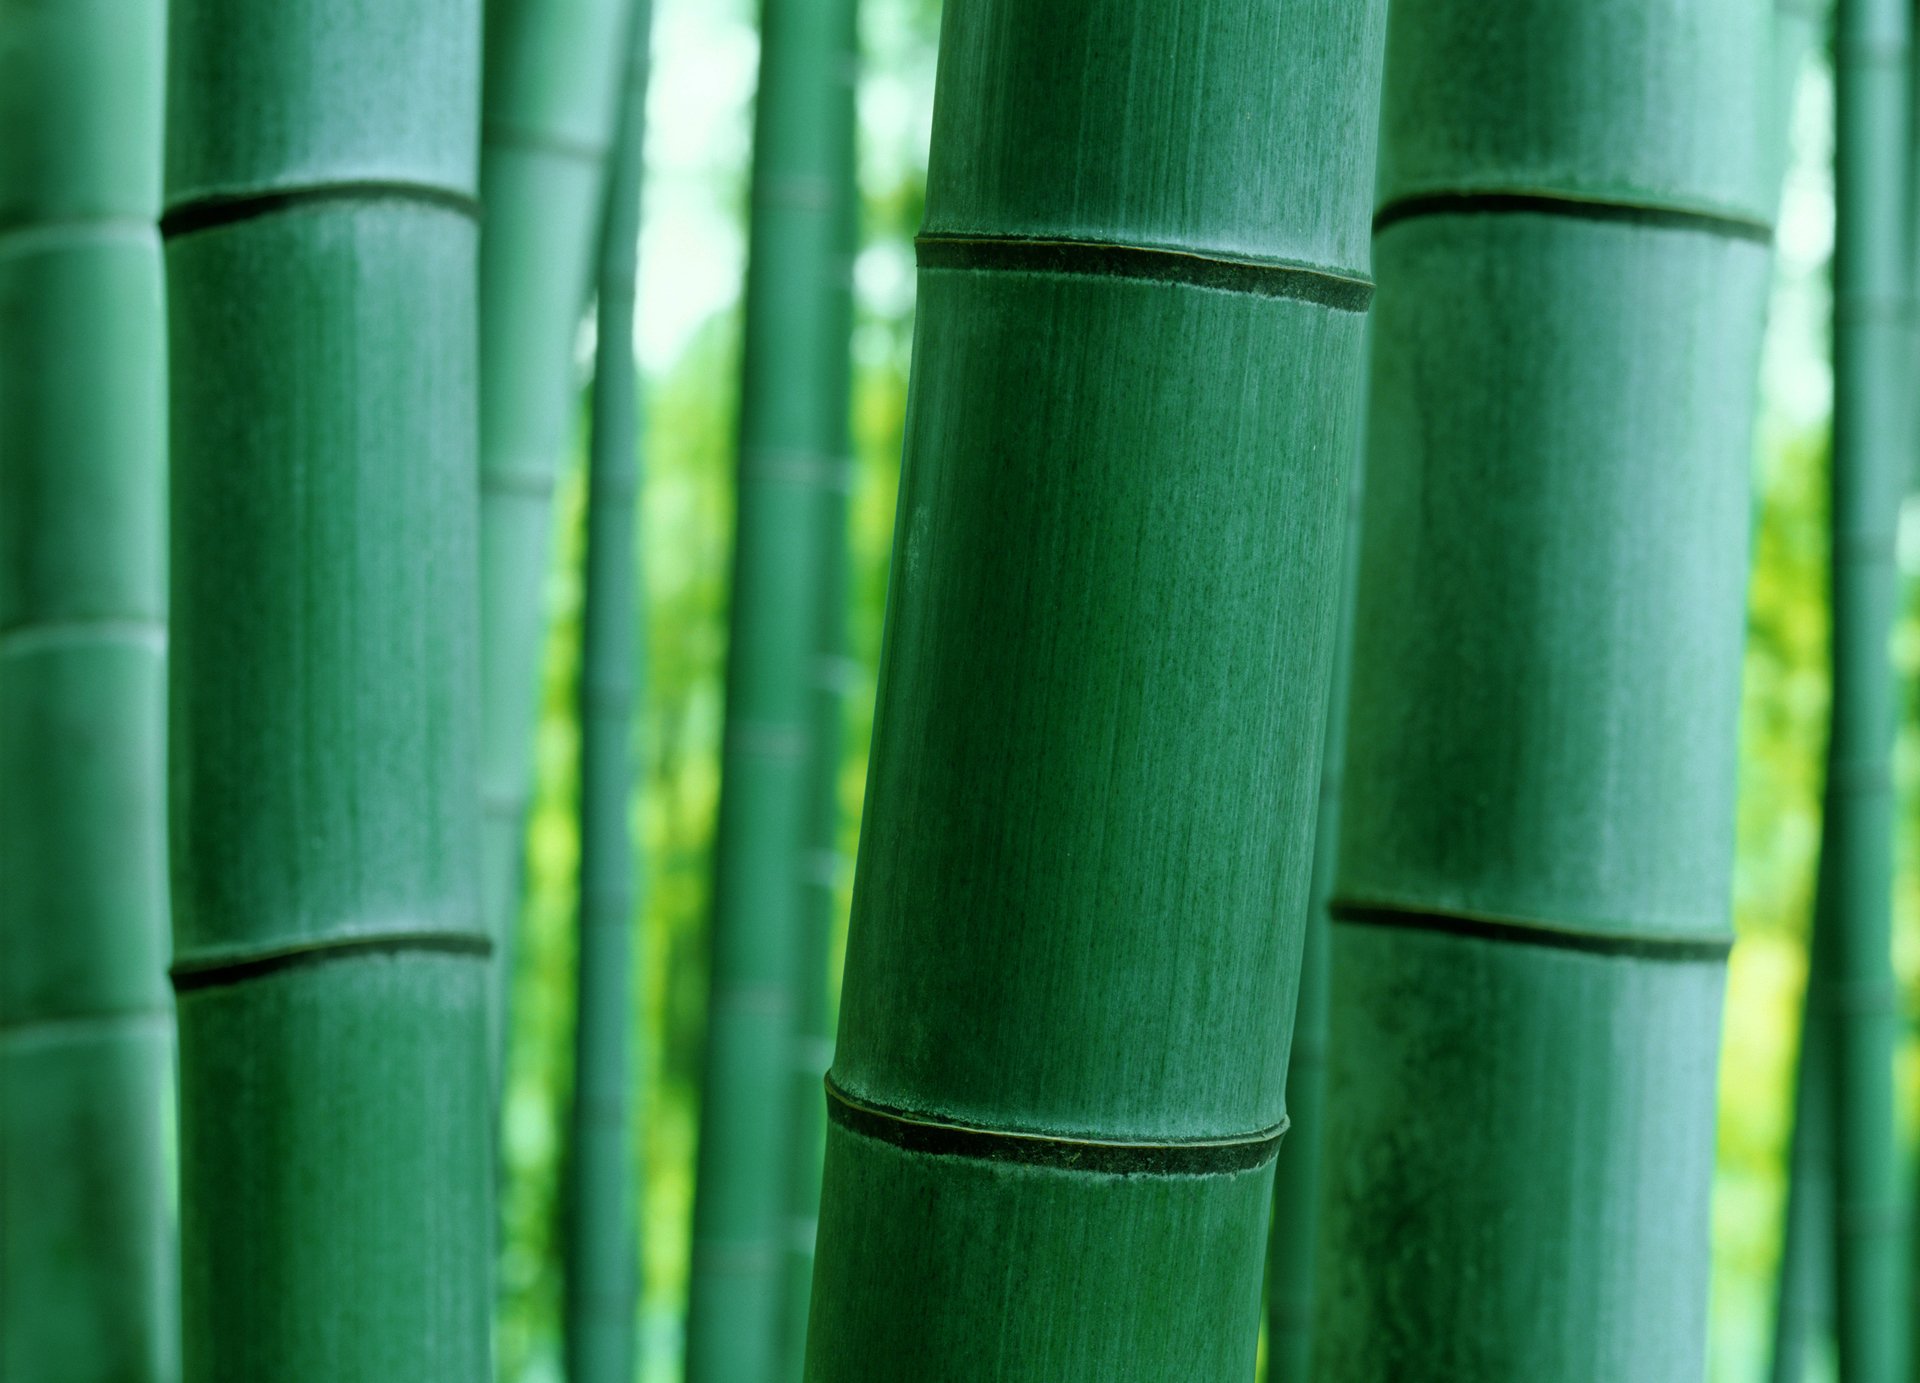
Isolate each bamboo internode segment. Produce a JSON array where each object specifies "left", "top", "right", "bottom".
[
  {"left": 807, "top": 3, "right": 1386, "bottom": 1378},
  {"left": 1318, "top": 0, "right": 1772, "bottom": 1376},
  {"left": 164, "top": 1, "right": 492, "bottom": 1376},
  {"left": 0, "top": 4, "right": 173, "bottom": 1376},
  {"left": 477, "top": 0, "right": 634, "bottom": 1075}
]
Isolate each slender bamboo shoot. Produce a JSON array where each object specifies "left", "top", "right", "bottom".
[{"left": 562, "top": 3, "right": 654, "bottom": 1379}]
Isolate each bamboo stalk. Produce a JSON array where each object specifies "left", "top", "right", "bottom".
[
  {"left": 0, "top": 3, "right": 173, "bottom": 1378},
  {"left": 163, "top": 3, "right": 492, "bottom": 1375},
  {"left": 1774, "top": 885, "right": 1837, "bottom": 1383},
  {"left": 479, "top": 0, "right": 636, "bottom": 1076},
  {"left": 1767, "top": 5, "right": 1841, "bottom": 1379},
  {"left": 1826, "top": 2, "right": 1911, "bottom": 1377},
  {"left": 777, "top": 3, "right": 861, "bottom": 1379},
  {"left": 1264, "top": 404, "right": 1365, "bottom": 1383},
  {"left": 1313, "top": 2, "right": 1775, "bottom": 1376},
  {"left": 562, "top": 3, "right": 653, "bottom": 1379},
  {"left": 803, "top": 3, "right": 1387, "bottom": 1377},
  {"left": 684, "top": 0, "right": 850, "bottom": 1373}
]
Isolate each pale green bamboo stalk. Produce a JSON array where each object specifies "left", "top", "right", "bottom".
[
  {"left": 0, "top": 4, "right": 173, "bottom": 1378},
  {"left": 562, "top": 3, "right": 653, "bottom": 1379},
  {"left": 778, "top": 3, "right": 861, "bottom": 1379},
  {"left": 685, "top": 0, "right": 849, "bottom": 1373},
  {"left": 479, "top": 0, "right": 636, "bottom": 1078},
  {"left": 1827, "top": 2, "right": 1910, "bottom": 1378},
  {"left": 163, "top": 2, "right": 492, "bottom": 1375}
]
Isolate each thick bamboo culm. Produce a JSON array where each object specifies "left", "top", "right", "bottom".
[
  {"left": 803, "top": 3, "right": 1387, "bottom": 1378},
  {"left": 1825, "top": 1, "right": 1911, "bottom": 1377},
  {"left": 163, "top": 2, "right": 492, "bottom": 1376},
  {"left": 683, "top": 0, "right": 848, "bottom": 1374},
  {"left": 1314, "top": 2, "right": 1774, "bottom": 1377},
  {"left": 0, "top": 3, "right": 173, "bottom": 1378},
  {"left": 1264, "top": 416, "right": 1365, "bottom": 1383},
  {"left": 478, "top": 0, "right": 635, "bottom": 1075},
  {"left": 562, "top": 4, "right": 654, "bottom": 1381},
  {"left": 777, "top": 2, "right": 861, "bottom": 1379}
]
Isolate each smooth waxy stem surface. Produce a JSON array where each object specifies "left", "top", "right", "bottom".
[
  {"left": 1316, "top": 2, "right": 1774, "bottom": 1377},
  {"left": 562, "top": 2, "right": 653, "bottom": 1380},
  {"left": 684, "top": 0, "right": 850, "bottom": 1374},
  {"left": 0, "top": 3, "right": 173, "bottom": 1377},
  {"left": 804, "top": 3, "right": 1386, "bottom": 1378},
  {"left": 164, "top": 1, "right": 492, "bottom": 1375},
  {"left": 479, "top": 0, "right": 635, "bottom": 1076}
]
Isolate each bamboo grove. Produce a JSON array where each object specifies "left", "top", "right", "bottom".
[{"left": 2, "top": 1, "right": 1918, "bottom": 1381}]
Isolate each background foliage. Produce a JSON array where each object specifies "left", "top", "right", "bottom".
[{"left": 492, "top": 9, "right": 1905, "bottom": 1380}]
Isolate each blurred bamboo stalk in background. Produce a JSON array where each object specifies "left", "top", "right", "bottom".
[
  {"left": 1825, "top": 0, "right": 1911, "bottom": 1377},
  {"left": 1315, "top": 0, "right": 1774, "bottom": 1375},
  {"left": 479, "top": 0, "right": 636, "bottom": 1080},
  {"left": 778, "top": 0, "right": 861, "bottom": 1378},
  {"left": 163, "top": 1, "right": 493, "bottom": 1375},
  {"left": 1766, "top": 3, "right": 1841, "bottom": 1378},
  {"left": 684, "top": 0, "right": 848, "bottom": 1372},
  {"left": 0, "top": 3, "right": 173, "bottom": 1377},
  {"left": 562, "top": 2, "right": 654, "bottom": 1380}
]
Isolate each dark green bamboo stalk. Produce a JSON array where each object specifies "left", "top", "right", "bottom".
[
  {"left": 479, "top": 0, "right": 635, "bottom": 1074},
  {"left": 562, "top": 4, "right": 653, "bottom": 1379},
  {"left": 685, "top": 0, "right": 849, "bottom": 1375},
  {"left": 0, "top": 4, "right": 172, "bottom": 1379},
  {"left": 1313, "top": 3, "right": 1774, "bottom": 1377},
  {"left": 803, "top": 4, "right": 1386, "bottom": 1378},
  {"left": 163, "top": 4, "right": 492, "bottom": 1376},
  {"left": 778, "top": 3, "right": 861, "bottom": 1379},
  {"left": 1264, "top": 407, "right": 1364, "bottom": 1383},
  {"left": 1826, "top": 2, "right": 1910, "bottom": 1377}
]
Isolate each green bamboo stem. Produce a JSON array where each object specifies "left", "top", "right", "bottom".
[
  {"left": 562, "top": 4, "right": 653, "bottom": 1380},
  {"left": 562, "top": 3, "right": 654, "bottom": 1378},
  {"left": 163, "top": 3, "right": 492, "bottom": 1376},
  {"left": 479, "top": 0, "right": 635, "bottom": 1077},
  {"left": 1314, "top": 3, "right": 1774, "bottom": 1377},
  {"left": 1774, "top": 885, "right": 1838, "bottom": 1383},
  {"left": 1264, "top": 406, "right": 1364, "bottom": 1383},
  {"left": 803, "top": 4, "right": 1386, "bottom": 1378},
  {"left": 1827, "top": 2, "right": 1910, "bottom": 1378},
  {"left": 1768, "top": 5, "right": 1840, "bottom": 1379},
  {"left": 778, "top": 2, "right": 860, "bottom": 1379},
  {"left": 0, "top": 4, "right": 173, "bottom": 1378},
  {"left": 684, "top": 0, "right": 849, "bottom": 1374}
]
